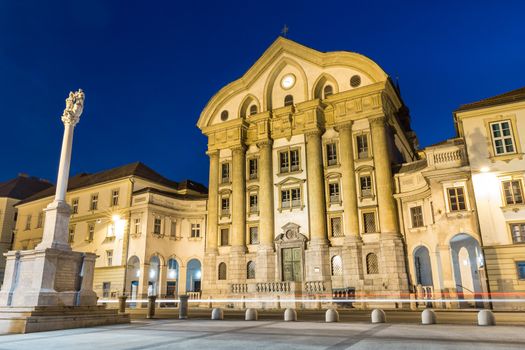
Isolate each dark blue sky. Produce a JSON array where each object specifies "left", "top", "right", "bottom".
[{"left": 1, "top": 1, "right": 524, "bottom": 186}]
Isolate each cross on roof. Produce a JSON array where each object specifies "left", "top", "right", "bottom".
[{"left": 281, "top": 24, "right": 289, "bottom": 37}]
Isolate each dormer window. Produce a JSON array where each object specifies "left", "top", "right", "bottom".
[
  {"left": 323, "top": 85, "right": 333, "bottom": 98},
  {"left": 249, "top": 105, "right": 258, "bottom": 115},
  {"left": 284, "top": 95, "right": 294, "bottom": 107}
]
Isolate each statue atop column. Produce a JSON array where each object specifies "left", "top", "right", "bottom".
[{"left": 62, "top": 89, "right": 85, "bottom": 126}]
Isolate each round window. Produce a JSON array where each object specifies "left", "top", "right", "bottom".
[
  {"left": 220, "top": 110, "right": 229, "bottom": 121},
  {"left": 350, "top": 75, "right": 361, "bottom": 88}
]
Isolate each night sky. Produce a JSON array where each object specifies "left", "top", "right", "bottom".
[{"left": 1, "top": 1, "right": 524, "bottom": 186}]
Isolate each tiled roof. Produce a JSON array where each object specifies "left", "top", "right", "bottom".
[
  {"left": 0, "top": 176, "right": 53, "bottom": 200},
  {"left": 17, "top": 162, "right": 207, "bottom": 205},
  {"left": 456, "top": 86, "right": 525, "bottom": 112}
]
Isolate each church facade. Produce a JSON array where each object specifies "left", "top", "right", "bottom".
[{"left": 197, "top": 37, "right": 420, "bottom": 307}]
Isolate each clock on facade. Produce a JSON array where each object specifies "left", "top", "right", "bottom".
[{"left": 281, "top": 74, "right": 296, "bottom": 89}]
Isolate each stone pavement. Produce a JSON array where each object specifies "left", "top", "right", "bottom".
[{"left": 0, "top": 318, "right": 524, "bottom": 349}]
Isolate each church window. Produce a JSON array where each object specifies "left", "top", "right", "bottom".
[
  {"left": 248, "top": 158, "right": 258, "bottom": 179},
  {"left": 220, "top": 110, "right": 229, "bottom": 121},
  {"left": 350, "top": 75, "right": 362, "bottom": 88},
  {"left": 366, "top": 253, "right": 379, "bottom": 274},
  {"left": 249, "top": 226, "right": 259, "bottom": 244},
  {"left": 447, "top": 187, "right": 466, "bottom": 211},
  {"left": 511, "top": 223, "right": 525, "bottom": 244},
  {"left": 490, "top": 120, "right": 515, "bottom": 155},
  {"left": 330, "top": 217, "right": 343, "bottom": 237},
  {"left": 220, "top": 228, "right": 229, "bottom": 246},
  {"left": 410, "top": 206, "right": 424, "bottom": 228},
  {"left": 323, "top": 85, "right": 333, "bottom": 98},
  {"left": 221, "top": 163, "right": 230, "bottom": 183},
  {"left": 360, "top": 175, "right": 373, "bottom": 197},
  {"left": 284, "top": 94, "right": 294, "bottom": 107},
  {"left": 502, "top": 180, "right": 524, "bottom": 205},
  {"left": 247, "top": 261, "right": 256, "bottom": 279},
  {"left": 356, "top": 135, "right": 369, "bottom": 159},
  {"left": 326, "top": 143, "right": 337, "bottom": 166},
  {"left": 363, "top": 212, "right": 376, "bottom": 233},
  {"left": 218, "top": 262, "right": 227, "bottom": 280},
  {"left": 249, "top": 105, "right": 258, "bottom": 115},
  {"left": 331, "top": 255, "right": 343, "bottom": 276}
]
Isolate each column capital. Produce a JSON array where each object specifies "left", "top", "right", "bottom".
[
  {"left": 231, "top": 144, "right": 247, "bottom": 154},
  {"left": 304, "top": 128, "right": 323, "bottom": 138},
  {"left": 256, "top": 139, "right": 273, "bottom": 149},
  {"left": 369, "top": 115, "right": 387, "bottom": 127},
  {"left": 335, "top": 121, "right": 353, "bottom": 132},
  {"left": 206, "top": 149, "right": 219, "bottom": 157}
]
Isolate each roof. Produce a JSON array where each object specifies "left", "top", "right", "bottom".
[
  {"left": 17, "top": 162, "right": 207, "bottom": 205},
  {"left": 0, "top": 176, "right": 53, "bottom": 200},
  {"left": 133, "top": 187, "right": 207, "bottom": 201},
  {"left": 177, "top": 179, "right": 208, "bottom": 194},
  {"left": 395, "top": 159, "right": 428, "bottom": 174},
  {"left": 456, "top": 86, "right": 525, "bottom": 112}
]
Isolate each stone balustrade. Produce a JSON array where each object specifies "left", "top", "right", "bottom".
[
  {"left": 256, "top": 282, "right": 292, "bottom": 293},
  {"left": 187, "top": 291, "right": 201, "bottom": 300},
  {"left": 304, "top": 281, "right": 326, "bottom": 293},
  {"left": 231, "top": 283, "right": 248, "bottom": 294}
]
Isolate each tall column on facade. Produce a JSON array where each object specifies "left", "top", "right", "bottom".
[
  {"left": 206, "top": 150, "right": 219, "bottom": 253},
  {"left": 37, "top": 89, "right": 85, "bottom": 251},
  {"left": 231, "top": 145, "right": 247, "bottom": 248},
  {"left": 338, "top": 122, "right": 360, "bottom": 239},
  {"left": 369, "top": 116, "right": 399, "bottom": 234},
  {"left": 306, "top": 129, "right": 328, "bottom": 243},
  {"left": 257, "top": 140, "right": 274, "bottom": 247}
]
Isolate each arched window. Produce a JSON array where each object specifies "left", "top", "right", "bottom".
[
  {"left": 323, "top": 85, "right": 333, "bottom": 98},
  {"left": 218, "top": 262, "right": 227, "bottom": 280},
  {"left": 331, "top": 255, "right": 343, "bottom": 276},
  {"left": 249, "top": 105, "right": 258, "bottom": 115},
  {"left": 366, "top": 253, "right": 379, "bottom": 274},
  {"left": 220, "top": 110, "right": 229, "bottom": 121},
  {"left": 284, "top": 95, "right": 294, "bottom": 107},
  {"left": 247, "top": 261, "right": 256, "bottom": 279}
]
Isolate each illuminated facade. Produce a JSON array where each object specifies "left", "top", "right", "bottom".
[{"left": 12, "top": 162, "right": 207, "bottom": 299}]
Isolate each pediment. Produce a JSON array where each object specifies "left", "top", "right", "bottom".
[{"left": 275, "top": 176, "right": 305, "bottom": 186}]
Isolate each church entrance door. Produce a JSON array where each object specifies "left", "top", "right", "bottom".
[{"left": 282, "top": 247, "right": 302, "bottom": 282}]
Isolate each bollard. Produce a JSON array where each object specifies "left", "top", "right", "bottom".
[
  {"left": 284, "top": 308, "right": 297, "bottom": 321},
  {"left": 421, "top": 309, "right": 436, "bottom": 325},
  {"left": 325, "top": 308, "right": 339, "bottom": 323},
  {"left": 477, "top": 310, "right": 496, "bottom": 326},
  {"left": 371, "top": 309, "right": 386, "bottom": 323},
  {"left": 147, "top": 295, "right": 157, "bottom": 319},
  {"left": 179, "top": 295, "right": 189, "bottom": 319},
  {"left": 118, "top": 295, "right": 127, "bottom": 314},
  {"left": 245, "top": 308, "right": 258, "bottom": 321},
  {"left": 211, "top": 307, "right": 224, "bottom": 320}
]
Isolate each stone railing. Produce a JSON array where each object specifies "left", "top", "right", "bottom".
[
  {"left": 425, "top": 142, "right": 468, "bottom": 169},
  {"left": 433, "top": 149, "right": 464, "bottom": 164},
  {"left": 256, "top": 282, "right": 292, "bottom": 293},
  {"left": 304, "top": 281, "right": 326, "bottom": 293},
  {"left": 231, "top": 283, "right": 248, "bottom": 294},
  {"left": 187, "top": 291, "right": 201, "bottom": 300}
]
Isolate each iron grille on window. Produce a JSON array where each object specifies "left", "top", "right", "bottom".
[
  {"left": 331, "top": 217, "right": 343, "bottom": 237},
  {"left": 366, "top": 253, "right": 379, "bottom": 274},
  {"left": 503, "top": 180, "right": 524, "bottom": 205},
  {"left": 363, "top": 213, "right": 376, "bottom": 233},
  {"left": 247, "top": 261, "right": 256, "bottom": 279},
  {"left": 331, "top": 255, "right": 343, "bottom": 276},
  {"left": 410, "top": 206, "right": 424, "bottom": 228},
  {"left": 249, "top": 226, "right": 259, "bottom": 244},
  {"left": 511, "top": 223, "right": 525, "bottom": 244}
]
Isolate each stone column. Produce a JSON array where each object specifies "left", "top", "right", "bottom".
[
  {"left": 230, "top": 145, "right": 247, "bottom": 282},
  {"left": 206, "top": 150, "right": 219, "bottom": 253},
  {"left": 369, "top": 116, "right": 398, "bottom": 234},
  {"left": 256, "top": 140, "right": 276, "bottom": 282},
  {"left": 305, "top": 130, "right": 327, "bottom": 243}
]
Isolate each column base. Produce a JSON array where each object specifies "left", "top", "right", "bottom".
[{"left": 36, "top": 200, "right": 72, "bottom": 251}]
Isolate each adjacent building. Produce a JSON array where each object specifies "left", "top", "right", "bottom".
[{"left": 13, "top": 162, "right": 207, "bottom": 299}]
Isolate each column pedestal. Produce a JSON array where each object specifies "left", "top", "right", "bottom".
[
  {"left": 255, "top": 245, "right": 276, "bottom": 282},
  {"left": 342, "top": 236, "right": 364, "bottom": 288}
]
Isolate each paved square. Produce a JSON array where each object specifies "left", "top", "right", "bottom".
[{"left": 0, "top": 319, "right": 524, "bottom": 349}]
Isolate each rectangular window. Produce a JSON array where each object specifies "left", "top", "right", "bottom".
[
  {"left": 356, "top": 135, "right": 369, "bottom": 159},
  {"left": 111, "top": 189, "right": 119, "bottom": 206},
  {"left": 220, "top": 228, "right": 229, "bottom": 246},
  {"left": 191, "top": 223, "right": 200, "bottom": 238},
  {"left": 447, "top": 187, "right": 466, "bottom": 211},
  {"left": 72, "top": 198, "right": 79, "bottom": 214},
  {"left": 90, "top": 194, "right": 98, "bottom": 211},
  {"left": 291, "top": 188, "right": 301, "bottom": 208},
  {"left": 106, "top": 250, "right": 113, "bottom": 266},
  {"left": 410, "top": 206, "right": 424, "bottom": 228},
  {"left": 281, "top": 189, "right": 291, "bottom": 208},
  {"left": 25, "top": 214, "right": 31, "bottom": 230},
  {"left": 360, "top": 175, "right": 372, "bottom": 197},
  {"left": 68, "top": 226, "right": 75, "bottom": 243},
  {"left": 363, "top": 212, "right": 376, "bottom": 233},
  {"left": 502, "top": 180, "right": 524, "bottom": 206},
  {"left": 249, "top": 226, "right": 259, "bottom": 244},
  {"left": 153, "top": 218, "right": 162, "bottom": 235},
  {"left": 517, "top": 261, "right": 525, "bottom": 280},
  {"left": 134, "top": 218, "right": 141, "bottom": 235},
  {"left": 87, "top": 223, "right": 95, "bottom": 242},
  {"left": 330, "top": 217, "right": 343, "bottom": 237},
  {"left": 36, "top": 212, "right": 43, "bottom": 228},
  {"left": 249, "top": 194, "right": 258, "bottom": 213},
  {"left": 249, "top": 158, "right": 258, "bottom": 180},
  {"left": 329, "top": 182, "right": 340, "bottom": 203},
  {"left": 221, "top": 197, "right": 230, "bottom": 215},
  {"left": 511, "top": 223, "right": 525, "bottom": 244},
  {"left": 326, "top": 143, "right": 338, "bottom": 166},
  {"left": 221, "top": 163, "right": 230, "bottom": 184},
  {"left": 102, "top": 282, "right": 111, "bottom": 298},
  {"left": 490, "top": 120, "right": 515, "bottom": 155},
  {"left": 279, "top": 149, "right": 300, "bottom": 173},
  {"left": 171, "top": 220, "right": 177, "bottom": 238}
]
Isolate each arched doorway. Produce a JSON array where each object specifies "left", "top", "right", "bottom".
[
  {"left": 166, "top": 258, "right": 179, "bottom": 298},
  {"left": 126, "top": 256, "right": 140, "bottom": 303},
  {"left": 413, "top": 246, "right": 433, "bottom": 287},
  {"left": 148, "top": 255, "right": 161, "bottom": 296},
  {"left": 450, "top": 233, "right": 484, "bottom": 307},
  {"left": 186, "top": 259, "right": 201, "bottom": 292}
]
